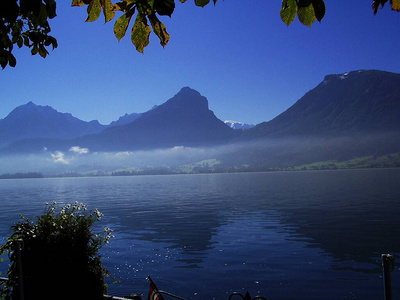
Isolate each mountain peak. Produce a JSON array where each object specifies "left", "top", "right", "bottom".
[
  {"left": 96, "top": 87, "right": 237, "bottom": 151},
  {"left": 0, "top": 102, "right": 106, "bottom": 147},
  {"left": 165, "top": 87, "right": 208, "bottom": 111},
  {"left": 6, "top": 102, "right": 54, "bottom": 120},
  {"left": 179, "top": 86, "right": 200, "bottom": 94}
]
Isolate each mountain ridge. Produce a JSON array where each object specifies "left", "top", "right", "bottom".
[
  {"left": 1, "top": 70, "right": 400, "bottom": 173},
  {"left": 0, "top": 101, "right": 106, "bottom": 147},
  {"left": 77, "top": 87, "right": 238, "bottom": 151},
  {"left": 0, "top": 90, "right": 248, "bottom": 149},
  {"left": 245, "top": 69, "right": 400, "bottom": 139},
  {"left": 0, "top": 87, "right": 239, "bottom": 153}
]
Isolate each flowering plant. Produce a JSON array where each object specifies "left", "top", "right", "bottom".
[{"left": 0, "top": 202, "right": 113, "bottom": 300}]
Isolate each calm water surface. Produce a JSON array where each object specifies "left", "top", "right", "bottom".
[{"left": 0, "top": 169, "right": 399, "bottom": 299}]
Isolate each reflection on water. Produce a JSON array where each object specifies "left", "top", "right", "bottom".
[{"left": 0, "top": 169, "right": 399, "bottom": 299}]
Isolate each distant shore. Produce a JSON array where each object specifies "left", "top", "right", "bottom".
[
  {"left": 0, "top": 172, "right": 44, "bottom": 179},
  {"left": 2, "top": 162, "right": 400, "bottom": 180}
]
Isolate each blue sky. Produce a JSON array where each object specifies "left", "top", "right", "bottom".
[{"left": 1, "top": 0, "right": 400, "bottom": 125}]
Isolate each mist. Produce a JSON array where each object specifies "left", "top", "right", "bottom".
[
  {"left": 0, "top": 144, "right": 239, "bottom": 176},
  {"left": 1, "top": 131, "right": 399, "bottom": 176}
]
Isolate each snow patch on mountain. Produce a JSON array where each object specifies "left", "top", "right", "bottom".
[{"left": 224, "top": 120, "right": 254, "bottom": 130}]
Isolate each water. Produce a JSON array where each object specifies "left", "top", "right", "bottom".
[{"left": 0, "top": 169, "right": 399, "bottom": 299}]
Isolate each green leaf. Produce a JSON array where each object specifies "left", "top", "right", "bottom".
[
  {"left": 2, "top": 0, "right": 19, "bottom": 23},
  {"left": 45, "top": 0, "right": 57, "bottom": 18},
  {"left": 31, "top": 46, "right": 39, "bottom": 55},
  {"left": 86, "top": 0, "right": 101, "bottom": 22},
  {"left": 114, "top": 11, "right": 133, "bottom": 41},
  {"left": 154, "top": 0, "right": 175, "bottom": 16},
  {"left": 131, "top": 14, "right": 151, "bottom": 53},
  {"left": 297, "top": 2, "right": 316, "bottom": 26},
  {"left": 0, "top": 56, "right": 7, "bottom": 69},
  {"left": 8, "top": 53, "right": 16, "bottom": 67},
  {"left": 103, "top": 0, "right": 116, "bottom": 22},
  {"left": 20, "top": 0, "right": 41, "bottom": 16},
  {"left": 372, "top": 0, "right": 388, "bottom": 13},
  {"left": 148, "top": 13, "right": 170, "bottom": 47},
  {"left": 49, "top": 36, "right": 58, "bottom": 50},
  {"left": 312, "top": 0, "right": 325, "bottom": 22},
  {"left": 28, "top": 31, "right": 40, "bottom": 43},
  {"left": 17, "top": 37, "right": 23, "bottom": 48},
  {"left": 35, "top": 3, "right": 49, "bottom": 27},
  {"left": 147, "top": 0, "right": 156, "bottom": 9},
  {"left": 280, "top": 0, "right": 297, "bottom": 26},
  {"left": 23, "top": 36, "right": 30, "bottom": 47},
  {"left": 195, "top": 0, "right": 210, "bottom": 6},
  {"left": 136, "top": 1, "right": 153, "bottom": 15},
  {"left": 114, "top": 1, "right": 127, "bottom": 11}
]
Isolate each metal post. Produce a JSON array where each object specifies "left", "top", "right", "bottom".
[
  {"left": 15, "top": 240, "right": 24, "bottom": 300},
  {"left": 382, "top": 254, "right": 394, "bottom": 300}
]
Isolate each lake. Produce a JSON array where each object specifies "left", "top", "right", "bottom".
[{"left": 0, "top": 169, "right": 399, "bottom": 299}]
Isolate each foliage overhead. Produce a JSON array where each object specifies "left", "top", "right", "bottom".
[
  {"left": 0, "top": 202, "right": 113, "bottom": 300},
  {"left": 0, "top": 0, "right": 58, "bottom": 68},
  {"left": 0, "top": 0, "right": 399, "bottom": 68},
  {"left": 372, "top": 0, "right": 400, "bottom": 14}
]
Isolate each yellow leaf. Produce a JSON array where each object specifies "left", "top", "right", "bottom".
[
  {"left": 297, "top": 3, "right": 316, "bottom": 27},
  {"left": 195, "top": 0, "right": 210, "bottom": 6},
  {"left": 103, "top": 0, "right": 116, "bottom": 22},
  {"left": 113, "top": 2, "right": 125, "bottom": 11},
  {"left": 71, "top": 0, "right": 85, "bottom": 7},
  {"left": 86, "top": 0, "right": 101, "bottom": 22},
  {"left": 280, "top": 0, "right": 297, "bottom": 26},
  {"left": 131, "top": 14, "right": 151, "bottom": 53},
  {"left": 114, "top": 12, "right": 133, "bottom": 41},
  {"left": 149, "top": 14, "right": 170, "bottom": 47},
  {"left": 391, "top": 0, "right": 400, "bottom": 11}
]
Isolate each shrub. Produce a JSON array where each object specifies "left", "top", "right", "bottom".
[{"left": 0, "top": 202, "right": 113, "bottom": 300}]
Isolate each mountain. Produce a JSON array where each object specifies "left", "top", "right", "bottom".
[
  {"left": 0, "top": 102, "right": 106, "bottom": 147},
  {"left": 2, "top": 74, "right": 400, "bottom": 172},
  {"left": 108, "top": 113, "right": 142, "bottom": 127},
  {"left": 246, "top": 70, "right": 400, "bottom": 139},
  {"left": 108, "top": 105, "right": 159, "bottom": 127},
  {"left": 76, "top": 87, "right": 239, "bottom": 151},
  {"left": 224, "top": 120, "right": 254, "bottom": 130},
  {"left": 229, "top": 70, "right": 400, "bottom": 169},
  {"left": 1, "top": 87, "right": 238, "bottom": 153}
]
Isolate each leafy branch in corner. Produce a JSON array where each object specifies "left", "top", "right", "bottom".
[
  {"left": 0, "top": 0, "right": 58, "bottom": 68},
  {"left": 1, "top": 0, "right": 400, "bottom": 69}
]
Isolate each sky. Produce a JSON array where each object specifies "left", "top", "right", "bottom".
[{"left": 1, "top": 0, "right": 400, "bottom": 126}]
